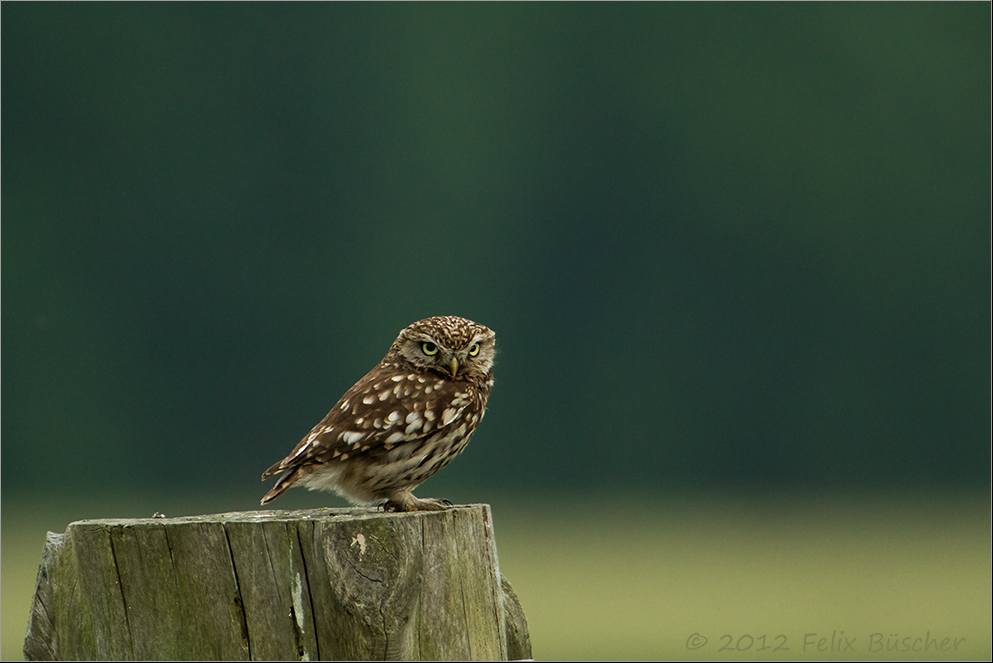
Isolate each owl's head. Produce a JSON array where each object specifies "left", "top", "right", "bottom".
[{"left": 387, "top": 316, "right": 495, "bottom": 381}]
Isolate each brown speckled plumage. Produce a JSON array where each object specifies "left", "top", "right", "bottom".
[{"left": 261, "top": 316, "right": 495, "bottom": 512}]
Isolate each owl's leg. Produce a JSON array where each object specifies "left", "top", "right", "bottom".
[{"left": 382, "top": 488, "right": 453, "bottom": 512}]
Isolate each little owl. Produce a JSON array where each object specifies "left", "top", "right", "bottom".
[{"left": 261, "top": 316, "right": 495, "bottom": 512}]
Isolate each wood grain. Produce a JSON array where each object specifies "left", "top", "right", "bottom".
[{"left": 24, "top": 504, "right": 530, "bottom": 661}]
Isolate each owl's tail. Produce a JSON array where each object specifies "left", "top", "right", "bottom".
[
  {"left": 260, "top": 459, "right": 285, "bottom": 482},
  {"left": 260, "top": 464, "right": 299, "bottom": 505}
]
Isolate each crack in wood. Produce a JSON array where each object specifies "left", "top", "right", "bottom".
[
  {"left": 221, "top": 525, "right": 252, "bottom": 659},
  {"left": 106, "top": 528, "right": 135, "bottom": 659},
  {"left": 294, "top": 522, "right": 320, "bottom": 661}
]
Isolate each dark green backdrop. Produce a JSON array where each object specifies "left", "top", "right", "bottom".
[{"left": 3, "top": 4, "right": 989, "bottom": 503}]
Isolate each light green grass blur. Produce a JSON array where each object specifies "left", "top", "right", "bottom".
[{"left": 2, "top": 492, "right": 989, "bottom": 660}]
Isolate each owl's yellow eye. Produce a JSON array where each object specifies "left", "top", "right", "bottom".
[
  {"left": 421, "top": 342, "right": 439, "bottom": 356},
  {"left": 468, "top": 343, "right": 480, "bottom": 357}
]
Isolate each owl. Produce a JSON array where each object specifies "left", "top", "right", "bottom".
[{"left": 261, "top": 316, "right": 496, "bottom": 512}]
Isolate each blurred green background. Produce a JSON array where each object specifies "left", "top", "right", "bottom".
[{"left": 2, "top": 3, "right": 989, "bottom": 660}]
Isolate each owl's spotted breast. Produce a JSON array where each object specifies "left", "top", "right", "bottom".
[{"left": 261, "top": 316, "right": 495, "bottom": 511}]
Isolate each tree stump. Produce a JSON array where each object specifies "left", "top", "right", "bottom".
[{"left": 23, "top": 504, "right": 531, "bottom": 661}]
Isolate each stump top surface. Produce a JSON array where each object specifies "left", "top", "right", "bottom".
[{"left": 67, "top": 503, "right": 490, "bottom": 528}]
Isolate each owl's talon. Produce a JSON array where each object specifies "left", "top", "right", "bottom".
[{"left": 382, "top": 496, "right": 453, "bottom": 512}]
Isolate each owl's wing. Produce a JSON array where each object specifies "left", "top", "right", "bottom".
[{"left": 261, "top": 366, "right": 474, "bottom": 480}]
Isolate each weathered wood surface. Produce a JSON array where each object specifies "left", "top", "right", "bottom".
[{"left": 23, "top": 504, "right": 531, "bottom": 661}]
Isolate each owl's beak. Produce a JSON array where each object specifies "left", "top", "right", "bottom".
[{"left": 448, "top": 357, "right": 459, "bottom": 377}]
